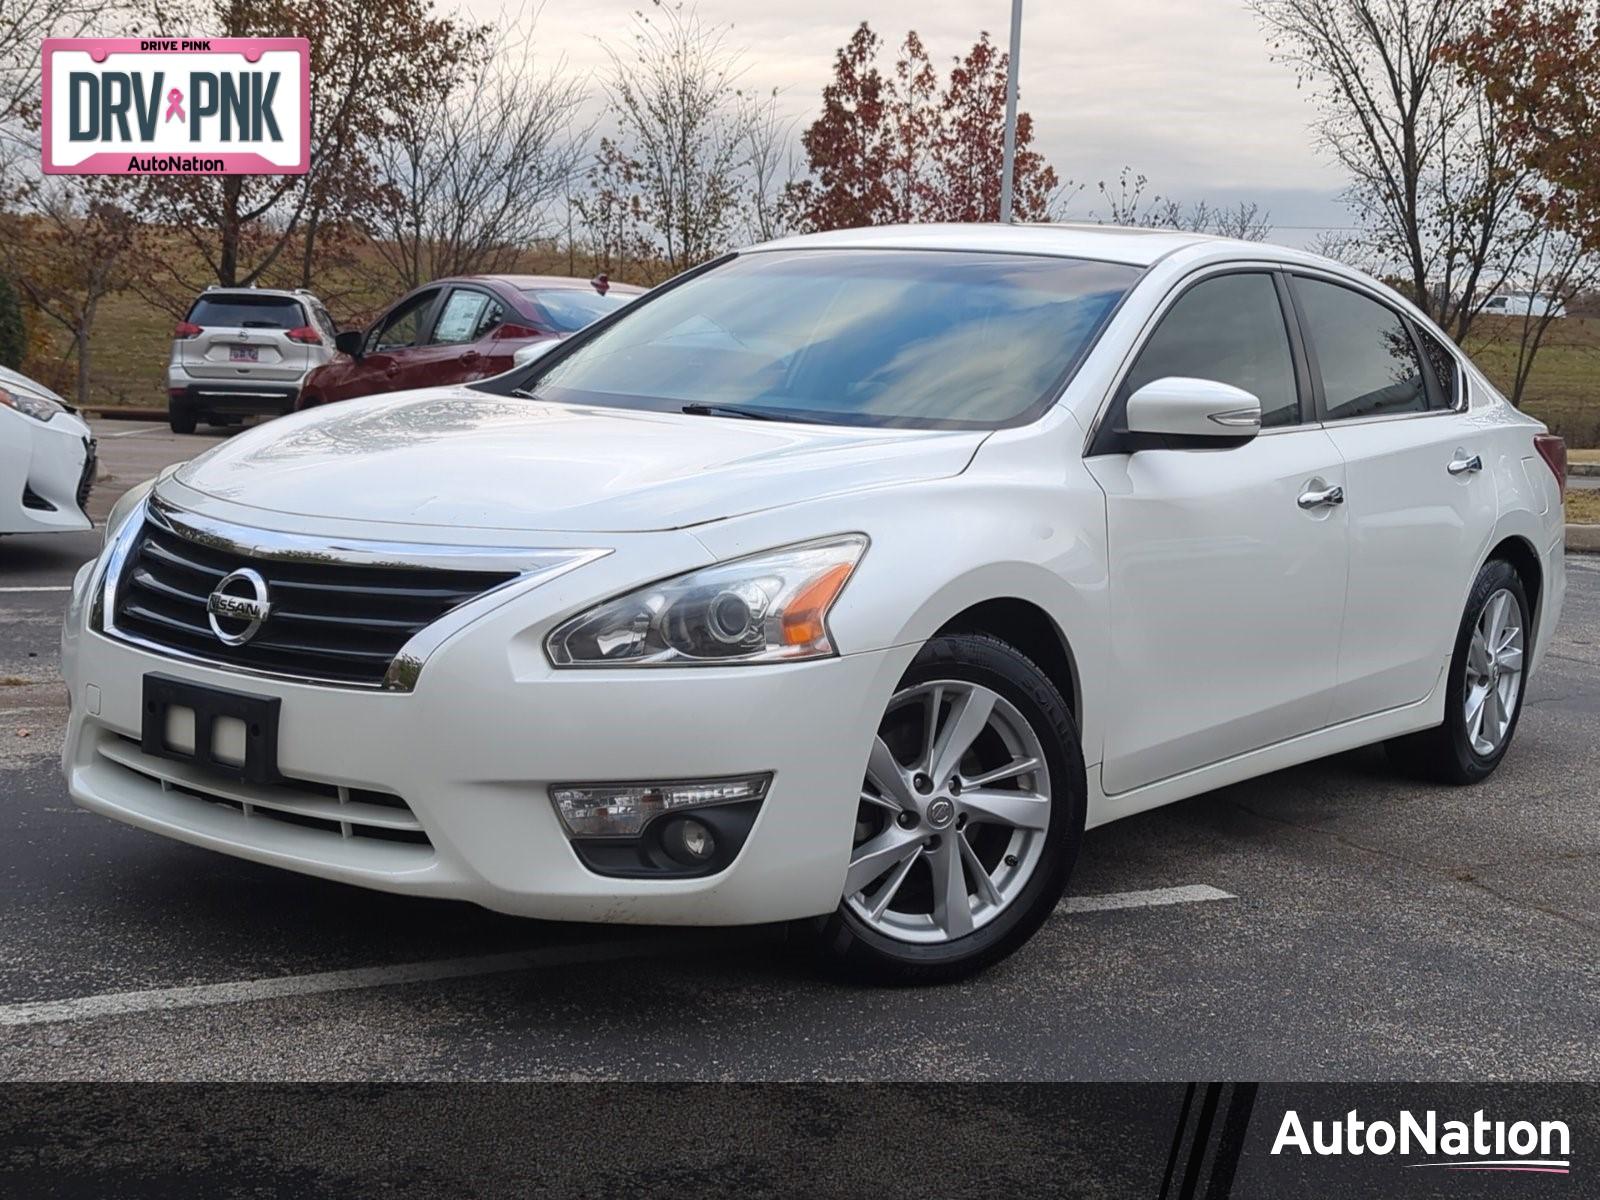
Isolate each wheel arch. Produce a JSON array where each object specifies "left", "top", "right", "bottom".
[
  {"left": 1485, "top": 532, "right": 1544, "bottom": 649},
  {"left": 933, "top": 597, "right": 1082, "bottom": 720}
]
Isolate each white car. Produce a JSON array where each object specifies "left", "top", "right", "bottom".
[
  {"left": 61, "top": 225, "right": 1567, "bottom": 981},
  {"left": 1, "top": 365, "right": 96, "bottom": 536},
  {"left": 168, "top": 287, "right": 337, "bottom": 433}
]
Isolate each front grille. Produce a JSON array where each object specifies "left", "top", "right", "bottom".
[
  {"left": 98, "top": 733, "right": 432, "bottom": 850},
  {"left": 112, "top": 519, "right": 517, "bottom": 686},
  {"left": 77, "top": 438, "right": 97, "bottom": 509}
]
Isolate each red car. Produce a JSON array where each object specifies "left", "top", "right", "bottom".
[{"left": 297, "top": 274, "right": 643, "bottom": 409}]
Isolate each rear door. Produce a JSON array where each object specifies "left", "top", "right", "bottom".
[
  {"left": 182, "top": 293, "right": 309, "bottom": 383},
  {"left": 1087, "top": 269, "right": 1351, "bottom": 795},
  {"left": 1288, "top": 273, "right": 1497, "bottom": 722},
  {"left": 407, "top": 286, "right": 508, "bottom": 386}
]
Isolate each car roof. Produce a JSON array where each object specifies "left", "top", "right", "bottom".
[
  {"left": 462, "top": 274, "right": 647, "bottom": 294},
  {"left": 747, "top": 222, "right": 1235, "bottom": 268},
  {"left": 194, "top": 287, "right": 321, "bottom": 304}
]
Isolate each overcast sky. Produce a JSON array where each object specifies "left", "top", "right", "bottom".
[{"left": 461, "top": 0, "right": 1356, "bottom": 247}]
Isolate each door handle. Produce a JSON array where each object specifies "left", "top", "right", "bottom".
[
  {"left": 460, "top": 350, "right": 480, "bottom": 364},
  {"left": 1447, "top": 454, "right": 1483, "bottom": 476},
  {"left": 1297, "top": 485, "right": 1344, "bottom": 510}
]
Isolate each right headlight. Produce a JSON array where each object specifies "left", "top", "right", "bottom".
[{"left": 546, "top": 534, "right": 867, "bottom": 667}]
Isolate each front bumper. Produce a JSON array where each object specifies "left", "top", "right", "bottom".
[{"left": 62, "top": 558, "right": 913, "bottom": 925}]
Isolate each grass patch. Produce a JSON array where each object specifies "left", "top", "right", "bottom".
[{"left": 1566, "top": 489, "right": 1600, "bottom": 525}]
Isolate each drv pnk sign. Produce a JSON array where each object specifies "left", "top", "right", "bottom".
[{"left": 42, "top": 38, "right": 308, "bottom": 175}]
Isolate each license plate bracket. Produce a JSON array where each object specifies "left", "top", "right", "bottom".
[
  {"left": 229, "top": 345, "right": 259, "bottom": 362},
  {"left": 140, "top": 673, "right": 282, "bottom": 784}
]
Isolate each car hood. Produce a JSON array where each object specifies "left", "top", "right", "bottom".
[{"left": 173, "top": 387, "right": 988, "bottom": 533}]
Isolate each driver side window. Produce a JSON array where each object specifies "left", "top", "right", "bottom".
[
  {"left": 1123, "top": 273, "right": 1302, "bottom": 429},
  {"left": 368, "top": 289, "right": 438, "bottom": 354}
]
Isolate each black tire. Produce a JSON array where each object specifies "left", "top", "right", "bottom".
[
  {"left": 168, "top": 405, "right": 197, "bottom": 435},
  {"left": 808, "top": 632, "right": 1086, "bottom": 984},
  {"left": 1385, "top": 558, "right": 1530, "bottom": 784}
]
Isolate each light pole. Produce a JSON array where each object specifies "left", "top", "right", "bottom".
[{"left": 998, "top": 0, "right": 1023, "bottom": 223}]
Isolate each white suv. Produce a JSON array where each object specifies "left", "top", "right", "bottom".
[{"left": 167, "top": 287, "right": 336, "bottom": 433}]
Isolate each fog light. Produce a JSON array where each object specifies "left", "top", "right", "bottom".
[
  {"left": 550, "top": 774, "right": 771, "bottom": 839},
  {"left": 663, "top": 816, "right": 716, "bottom": 865}
]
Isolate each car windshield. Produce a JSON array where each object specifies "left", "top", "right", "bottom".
[
  {"left": 186, "top": 294, "right": 305, "bottom": 330},
  {"left": 525, "top": 288, "right": 635, "bottom": 333},
  {"left": 518, "top": 250, "right": 1139, "bottom": 428}
]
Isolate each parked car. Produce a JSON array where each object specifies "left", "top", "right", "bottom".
[
  {"left": 296, "top": 274, "right": 643, "bottom": 409},
  {"left": 168, "top": 287, "right": 337, "bottom": 434},
  {"left": 1, "top": 365, "right": 95, "bottom": 536},
  {"left": 1482, "top": 292, "right": 1567, "bottom": 318},
  {"left": 64, "top": 225, "right": 1566, "bottom": 982}
]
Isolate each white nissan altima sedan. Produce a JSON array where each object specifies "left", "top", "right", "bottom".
[{"left": 61, "top": 225, "right": 1567, "bottom": 981}]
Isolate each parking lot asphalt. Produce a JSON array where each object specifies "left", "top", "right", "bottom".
[{"left": 0, "top": 421, "right": 1596, "bottom": 1081}]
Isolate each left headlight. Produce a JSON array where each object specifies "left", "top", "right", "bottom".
[
  {"left": 0, "top": 385, "right": 66, "bottom": 423},
  {"left": 103, "top": 477, "right": 156, "bottom": 547},
  {"left": 547, "top": 534, "right": 867, "bottom": 667}
]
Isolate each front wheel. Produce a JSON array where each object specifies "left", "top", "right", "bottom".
[
  {"left": 1386, "top": 559, "right": 1531, "bottom": 784},
  {"left": 811, "top": 633, "right": 1085, "bottom": 984}
]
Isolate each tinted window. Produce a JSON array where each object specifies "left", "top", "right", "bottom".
[
  {"left": 1122, "top": 273, "right": 1300, "bottom": 428},
  {"left": 1414, "top": 324, "right": 1462, "bottom": 410},
  {"left": 369, "top": 289, "right": 438, "bottom": 352},
  {"left": 186, "top": 294, "right": 304, "bottom": 330},
  {"left": 526, "top": 288, "right": 633, "bottom": 332},
  {"left": 431, "top": 290, "right": 493, "bottom": 345},
  {"left": 1296, "top": 278, "right": 1427, "bottom": 420},
  {"left": 528, "top": 251, "right": 1140, "bottom": 429}
]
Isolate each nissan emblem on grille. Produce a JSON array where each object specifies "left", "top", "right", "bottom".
[{"left": 207, "top": 568, "right": 272, "bottom": 646}]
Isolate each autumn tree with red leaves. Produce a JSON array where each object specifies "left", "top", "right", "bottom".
[
  {"left": 794, "top": 22, "right": 1058, "bottom": 231},
  {"left": 1443, "top": 0, "right": 1600, "bottom": 254}
]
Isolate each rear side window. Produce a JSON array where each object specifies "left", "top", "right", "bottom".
[
  {"left": 1294, "top": 278, "right": 1428, "bottom": 420},
  {"left": 186, "top": 294, "right": 305, "bottom": 330},
  {"left": 1122, "top": 273, "right": 1301, "bottom": 428},
  {"left": 1414, "top": 324, "right": 1463, "bottom": 410},
  {"left": 526, "top": 288, "right": 632, "bottom": 333}
]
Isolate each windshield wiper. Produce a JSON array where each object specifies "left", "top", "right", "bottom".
[{"left": 681, "top": 402, "right": 800, "bottom": 423}]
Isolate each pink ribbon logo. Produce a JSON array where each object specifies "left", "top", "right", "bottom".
[{"left": 164, "top": 88, "right": 185, "bottom": 123}]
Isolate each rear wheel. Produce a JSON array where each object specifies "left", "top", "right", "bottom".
[
  {"left": 168, "top": 405, "right": 197, "bottom": 435},
  {"left": 811, "top": 633, "right": 1085, "bottom": 983},
  {"left": 1385, "top": 559, "right": 1530, "bottom": 784}
]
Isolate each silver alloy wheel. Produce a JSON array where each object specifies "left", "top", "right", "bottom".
[
  {"left": 1464, "top": 587, "right": 1525, "bottom": 757},
  {"left": 844, "top": 680, "right": 1052, "bottom": 945}
]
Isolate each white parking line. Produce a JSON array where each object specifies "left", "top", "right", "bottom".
[
  {"left": 0, "top": 586, "right": 72, "bottom": 594},
  {"left": 0, "top": 935, "right": 750, "bottom": 1028},
  {"left": 1059, "top": 884, "right": 1235, "bottom": 913},
  {"left": 0, "top": 885, "right": 1235, "bottom": 1027},
  {"left": 97, "top": 425, "right": 165, "bottom": 438}
]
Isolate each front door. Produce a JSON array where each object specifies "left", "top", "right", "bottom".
[
  {"left": 1289, "top": 274, "right": 1498, "bottom": 722},
  {"left": 1087, "top": 270, "right": 1351, "bottom": 795},
  {"left": 351, "top": 287, "right": 442, "bottom": 399}
]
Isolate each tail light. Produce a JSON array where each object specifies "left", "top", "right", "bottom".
[
  {"left": 173, "top": 321, "right": 202, "bottom": 339},
  {"left": 1534, "top": 434, "right": 1567, "bottom": 492},
  {"left": 285, "top": 325, "right": 323, "bottom": 345}
]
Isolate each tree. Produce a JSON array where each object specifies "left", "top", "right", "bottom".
[
  {"left": 583, "top": 2, "right": 754, "bottom": 277},
  {"left": 360, "top": 18, "right": 588, "bottom": 291},
  {"left": 0, "top": 183, "right": 137, "bottom": 405},
  {"left": 133, "top": 0, "right": 483, "bottom": 308},
  {"left": 1090, "top": 167, "right": 1273, "bottom": 240},
  {"left": 931, "top": 32, "right": 1057, "bottom": 222},
  {"left": 0, "top": 270, "right": 24, "bottom": 369},
  {"left": 1250, "top": 0, "right": 1537, "bottom": 341},
  {"left": 1442, "top": 0, "right": 1600, "bottom": 253},
  {"left": 794, "top": 22, "right": 1059, "bottom": 231}
]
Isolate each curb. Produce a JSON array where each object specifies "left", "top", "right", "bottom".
[
  {"left": 1569, "top": 524, "right": 1600, "bottom": 553},
  {"left": 1571, "top": 462, "right": 1600, "bottom": 478}
]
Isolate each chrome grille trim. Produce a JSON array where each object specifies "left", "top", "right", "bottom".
[{"left": 98, "top": 497, "right": 608, "bottom": 692}]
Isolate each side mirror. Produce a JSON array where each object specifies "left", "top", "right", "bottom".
[
  {"left": 1125, "top": 377, "right": 1261, "bottom": 441},
  {"left": 334, "top": 330, "right": 365, "bottom": 359}
]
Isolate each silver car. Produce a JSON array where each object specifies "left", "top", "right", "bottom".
[{"left": 167, "top": 287, "right": 336, "bottom": 433}]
